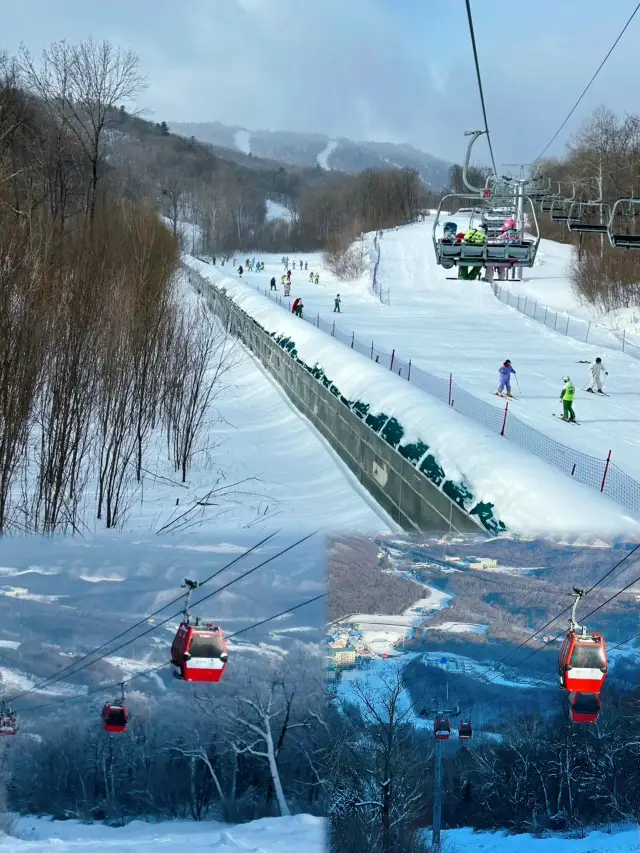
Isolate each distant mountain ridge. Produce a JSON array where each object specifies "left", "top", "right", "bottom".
[{"left": 169, "top": 120, "right": 452, "bottom": 188}]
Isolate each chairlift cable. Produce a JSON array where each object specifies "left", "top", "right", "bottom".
[
  {"left": 484, "top": 563, "right": 640, "bottom": 683},
  {"left": 15, "top": 591, "right": 326, "bottom": 717},
  {"left": 464, "top": 0, "right": 498, "bottom": 175},
  {"left": 479, "top": 543, "right": 640, "bottom": 683},
  {"left": 11, "top": 531, "right": 316, "bottom": 705},
  {"left": 533, "top": 2, "right": 640, "bottom": 164},
  {"left": 8, "top": 530, "right": 279, "bottom": 703}
]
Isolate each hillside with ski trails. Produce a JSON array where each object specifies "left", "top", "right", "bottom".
[{"left": 183, "top": 240, "right": 640, "bottom": 537}]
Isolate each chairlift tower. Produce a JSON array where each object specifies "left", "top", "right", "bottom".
[{"left": 419, "top": 699, "right": 461, "bottom": 852}]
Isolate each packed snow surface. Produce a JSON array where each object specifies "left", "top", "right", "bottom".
[
  {"left": 5, "top": 814, "right": 324, "bottom": 852},
  {"left": 317, "top": 138, "right": 337, "bottom": 169},
  {"left": 439, "top": 824, "right": 640, "bottom": 852},
  {"left": 234, "top": 128, "right": 251, "bottom": 155},
  {"left": 183, "top": 256, "right": 640, "bottom": 537}
]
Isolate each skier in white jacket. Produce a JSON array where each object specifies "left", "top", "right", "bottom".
[{"left": 587, "top": 357, "right": 607, "bottom": 393}]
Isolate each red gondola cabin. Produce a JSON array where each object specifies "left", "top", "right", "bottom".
[
  {"left": 101, "top": 703, "right": 129, "bottom": 734},
  {"left": 458, "top": 720, "right": 472, "bottom": 740},
  {"left": 434, "top": 717, "right": 451, "bottom": 740},
  {"left": 558, "top": 630, "right": 608, "bottom": 693},
  {"left": 171, "top": 622, "right": 228, "bottom": 683},
  {"left": 568, "top": 691, "right": 600, "bottom": 724}
]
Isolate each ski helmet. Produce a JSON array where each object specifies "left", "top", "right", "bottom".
[
  {"left": 563, "top": 376, "right": 570, "bottom": 382},
  {"left": 595, "top": 357, "right": 602, "bottom": 363}
]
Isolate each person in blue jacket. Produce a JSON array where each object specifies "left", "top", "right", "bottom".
[{"left": 497, "top": 359, "right": 516, "bottom": 398}]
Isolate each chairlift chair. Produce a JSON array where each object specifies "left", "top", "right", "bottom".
[
  {"left": 433, "top": 193, "right": 540, "bottom": 270},
  {"left": 568, "top": 691, "right": 601, "bottom": 725},
  {"left": 607, "top": 198, "right": 640, "bottom": 248}
]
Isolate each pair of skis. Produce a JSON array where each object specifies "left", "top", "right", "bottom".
[{"left": 553, "top": 413, "right": 580, "bottom": 425}]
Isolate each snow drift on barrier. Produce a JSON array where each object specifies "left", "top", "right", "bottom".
[{"left": 183, "top": 256, "right": 640, "bottom": 538}]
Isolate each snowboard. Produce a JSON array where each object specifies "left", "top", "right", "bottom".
[{"left": 553, "top": 413, "right": 580, "bottom": 425}]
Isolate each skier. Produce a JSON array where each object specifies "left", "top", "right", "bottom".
[
  {"left": 314, "top": 273, "right": 320, "bottom": 284},
  {"left": 496, "top": 359, "right": 516, "bottom": 398},
  {"left": 270, "top": 276, "right": 277, "bottom": 291},
  {"left": 459, "top": 224, "right": 486, "bottom": 281},
  {"left": 296, "top": 299, "right": 304, "bottom": 318},
  {"left": 560, "top": 376, "right": 576, "bottom": 422},
  {"left": 292, "top": 261, "right": 296, "bottom": 270},
  {"left": 281, "top": 274, "right": 286, "bottom": 286},
  {"left": 587, "top": 357, "right": 607, "bottom": 394},
  {"left": 304, "top": 261, "right": 308, "bottom": 271},
  {"left": 299, "top": 260, "right": 304, "bottom": 269},
  {"left": 212, "top": 256, "right": 216, "bottom": 265},
  {"left": 286, "top": 269, "right": 292, "bottom": 283},
  {"left": 309, "top": 271, "right": 315, "bottom": 283},
  {"left": 334, "top": 294, "right": 341, "bottom": 313},
  {"left": 238, "top": 265, "right": 244, "bottom": 277}
]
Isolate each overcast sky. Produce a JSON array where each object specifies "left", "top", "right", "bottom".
[{"left": 3, "top": 0, "right": 640, "bottom": 165}]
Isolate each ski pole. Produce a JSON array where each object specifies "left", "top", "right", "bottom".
[{"left": 515, "top": 375, "right": 521, "bottom": 394}]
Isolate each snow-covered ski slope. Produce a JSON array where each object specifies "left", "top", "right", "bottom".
[
  {"left": 4, "top": 814, "right": 323, "bottom": 852},
  {"left": 184, "top": 257, "right": 640, "bottom": 536}
]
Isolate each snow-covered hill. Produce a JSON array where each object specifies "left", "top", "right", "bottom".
[
  {"left": 168, "top": 121, "right": 451, "bottom": 186},
  {"left": 4, "top": 814, "right": 323, "bottom": 852}
]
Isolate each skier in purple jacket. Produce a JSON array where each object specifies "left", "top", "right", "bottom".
[{"left": 497, "top": 359, "right": 516, "bottom": 398}]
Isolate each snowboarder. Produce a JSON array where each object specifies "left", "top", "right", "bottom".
[
  {"left": 238, "top": 265, "right": 244, "bottom": 277},
  {"left": 299, "top": 260, "right": 303, "bottom": 269},
  {"left": 496, "top": 359, "right": 516, "bottom": 398},
  {"left": 314, "top": 273, "right": 320, "bottom": 284},
  {"left": 270, "top": 276, "right": 277, "bottom": 291},
  {"left": 334, "top": 294, "right": 341, "bottom": 313},
  {"left": 560, "top": 376, "right": 576, "bottom": 422},
  {"left": 587, "top": 357, "right": 607, "bottom": 393}
]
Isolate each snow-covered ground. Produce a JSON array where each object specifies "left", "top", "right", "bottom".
[
  {"left": 4, "top": 814, "right": 323, "bottom": 853},
  {"left": 234, "top": 128, "right": 251, "bottom": 155},
  {"left": 184, "top": 256, "right": 640, "bottom": 536},
  {"left": 439, "top": 824, "right": 640, "bottom": 853},
  {"left": 317, "top": 139, "right": 337, "bottom": 169},
  {"left": 265, "top": 199, "right": 293, "bottom": 222},
  {"left": 44, "top": 271, "right": 392, "bottom": 535}
]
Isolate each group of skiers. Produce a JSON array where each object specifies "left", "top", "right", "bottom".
[
  {"left": 496, "top": 357, "right": 608, "bottom": 424},
  {"left": 442, "top": 217, "right": 520, "bottom": 282},
  {"left": 281, "top": 256, "right": 309, "bottom": 271}
]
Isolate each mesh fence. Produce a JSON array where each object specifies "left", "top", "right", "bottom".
[
  {"left": 492, "top": 283, "right": 640, "bottom": 360},
  {"left": 215, "top": 270, "right": 640, "bottom": 517}
]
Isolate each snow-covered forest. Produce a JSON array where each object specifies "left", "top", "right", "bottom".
[
  {"left": 328, "top": 672, "right": 640, "bottom": 853},
  {"left": 1, "top": 649, "right": 326, "bottom": 826}
]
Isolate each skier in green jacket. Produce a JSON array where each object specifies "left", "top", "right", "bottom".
[{"left": 560, "top": 376, "right": 576, "bottom": 422}]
